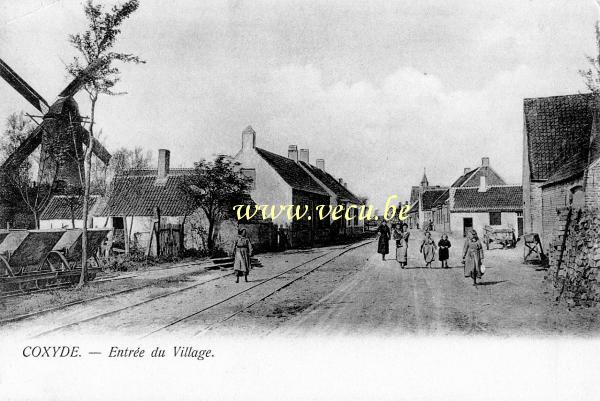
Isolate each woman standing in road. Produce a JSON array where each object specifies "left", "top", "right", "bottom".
[
  {"left": 233, "top": 228, "right": 253, "bottom": 283},
  {"left": 377, "top": 220, "right": 391, "bottom": 260},
  {"left": 463, "top": 229, "right": 484, "bottom": 285},
  {"left": 394, "top": 223, "right": 410, "bottom": 268},
  {"left": 420, "top": 230, "right": 437, "bottom": 268},
  {"left": 438, "top": 234, "right": 451, "bottom": 268}
]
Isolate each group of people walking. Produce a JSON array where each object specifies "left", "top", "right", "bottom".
[{"left": 376, "top": 221, "right": 485, "bottom": 285}]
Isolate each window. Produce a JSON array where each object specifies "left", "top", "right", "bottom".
[
  {"left": 489, "top": 212, "right": 502, "bottom": 226},
  {"left": 240, "top": 168, "right": 256, "bottom": 190}
]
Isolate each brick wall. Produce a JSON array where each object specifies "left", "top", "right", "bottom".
[
  {"left": 541, "top": 177, "right": 581, "bottom": 248},
  {"left": 547, "top": 207, "right": 600, "bottom": 306},
  {"left": 585, "top": 160, "right": 600, "bottom": 209}
]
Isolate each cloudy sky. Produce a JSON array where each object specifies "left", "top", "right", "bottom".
[{"left": 0, "top": 0, "right": 598, "bottom": 209}]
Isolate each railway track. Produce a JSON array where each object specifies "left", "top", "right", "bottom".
[
  {"left": 27, "top": 242, "right": 370, "bottom": 338},
  {"left": 0, "top": 258, "right": 237, "bottom": 324},
  {"left": 144, "top": 239, "right": 372, "bottom": 338}
]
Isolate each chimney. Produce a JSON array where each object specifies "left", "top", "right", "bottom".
[
  {"left": 338, "top": 178, "right": 344, "bottom": 186},
  {"left": 478, "top": 175, "right": 487, "bottom": 192},
  {"left": 242, "top": 125, "right": 256, "bottom": 150},
  {"left": 343, "top": 182, "right": 348, "bottom": 188},
  {"left": 464, "top": 167, "right": 471, "bottom": 175},
  {"left": 481, "top": 157, "right": 489, "bottom": 167},
  {"left": 316, "top": 159, "right": 325, "bottom": 170},
  {"left": 288, "top": 145, "right": 298, "bottom": 162},
  {"left": 158, "top": 149, "right": 170, "bottom": 178},
  {"left": 299, "top": 148, "right": 309, "bottom": 163}
]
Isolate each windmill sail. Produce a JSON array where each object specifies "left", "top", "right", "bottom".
[{"left": 0, "top": 58, "right": 49, "bottom": 114}]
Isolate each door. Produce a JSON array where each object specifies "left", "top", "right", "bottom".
[
  {"left": 517, "top": 216, "right": 524, "bottom": 237},
  {"left": 463, "top": 217, "right": 473, "bottom": 237}
]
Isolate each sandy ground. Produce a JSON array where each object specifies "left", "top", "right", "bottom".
[
  {"left": 212, "top": 232, "right": 600, "bottom": 337},
  {"left": 1, "top": 232, "right": 598, "bottom": 339}
]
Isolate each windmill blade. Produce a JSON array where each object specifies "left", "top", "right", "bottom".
[
  {"left": 80, "top": 127, "right": 111, "bottom": 165},
  {"left": 59, "top": 58, "right": 104, "bottom": 99},
  {"left": 0, "top": 58, "right": 49, "bottom": 114},
  {"left": 0, "top": 123, "right": 44, "bottom": 170}
]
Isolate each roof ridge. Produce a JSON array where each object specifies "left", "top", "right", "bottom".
[{"left": 523, "top": 92, "right": 592, "bottom": 102}]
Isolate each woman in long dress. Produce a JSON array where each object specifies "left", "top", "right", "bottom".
[
  {"left": 232, "top": 228, "right": 253, "bottom": 283},
  {"left": 420, "top": 231, "right": 437, "bottom": 268},
  {"left": 394, "top": 223, "right": 410, "bottom": 268},
  {"left": 438, "top": 234, "right": 451, "bottom": 268},
  {"left": 377, "top": 221, "right": 391, "bottom": 260},
  {"left": 463, "top": 229, "right": 484, "bottom": 285}
]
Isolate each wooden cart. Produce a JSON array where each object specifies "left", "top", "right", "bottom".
[{"left": 482, "top": 225, "right": 516, "bottom": 250}]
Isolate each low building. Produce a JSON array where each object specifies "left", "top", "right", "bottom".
[
  {"left": 406, "top": 171, "right": 447, "bottom": 229},
  {"left": 523, "top": 94, "right": 595, "bottom": 243},
  {"left": 449, "top": 183, "right": 523, "bottom": 237},
  {"left": 234, "top": 126, "right": 363, "bottom": 247},
  {"left": 39, "top": 195, "right": 101, "bottom": 229},
  {"left": 92, "top": 149, "right": 196, "bottom": 255}
]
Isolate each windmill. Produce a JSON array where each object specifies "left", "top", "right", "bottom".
[{"left": 0, "top": 57, "right": 111, "bottom": 189}]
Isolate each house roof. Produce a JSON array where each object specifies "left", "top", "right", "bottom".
[
  {"left": 119, "top": 168, "right": 194, "bottom": 176},
  {"left": 95, "top": 175, "right": 195, "bottom": 217},
  {"left": 524, "top": 93, "right": 594, "bottom": 181},
  {"left": 422, "top": 188, "right": 448, "bottom": 210},
  {"left": 431, "top": 190, "right": 449, "bottom": 208},
  {"left": 452, "top": 166, "right": 506, "bottom": 188},
  {"left": 409, "top": 185, "right": 447, "bottom": 204},
  {"left": 255, "top": 148, "right": 328, "bottom": 195},
  {"left": 541, "top": 148, "right": 588, "bottom": 187},
  {"left": 451, "top": 185, "right": 523, "bottom": 212},
  {"left": 300, "top": 162, "right": 361, "bottom": 203},
  {"left": 40, "top": 195, "right": 100, "bottom": 220}
]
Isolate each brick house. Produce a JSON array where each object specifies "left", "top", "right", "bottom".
[
  {"left": 523, "top": 93, "right": 600, "bottom": 248},
  {"left": 234, "top": 126, "right": 363, "bottom": 247}
]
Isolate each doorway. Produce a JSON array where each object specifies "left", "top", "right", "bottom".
[{"left": 463, "top": 217, "right": 473, "bottom": 237}]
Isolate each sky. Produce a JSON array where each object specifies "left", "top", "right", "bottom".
[{"left": 0, "top": 0, "right": 598, "bottom": 210}]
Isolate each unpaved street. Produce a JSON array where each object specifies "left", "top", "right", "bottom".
[{"left": 2, "top": 233, "right": 599, "bottom": 338}]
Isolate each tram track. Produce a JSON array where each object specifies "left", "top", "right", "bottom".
[
  {"left": 145, "top": 239, "right": 373, "bottom": 338},
  {"left": 29, "top": 243, "right": 363, "bottom": 338},
  {"left": 0, "top": 259, "right": 229, "bottom": 324}
]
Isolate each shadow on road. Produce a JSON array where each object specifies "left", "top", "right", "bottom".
[{"left": 476, "top": 280, "right": 506, "bottom": 286}]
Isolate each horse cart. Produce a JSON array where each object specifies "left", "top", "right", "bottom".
[
  {"left": 482, "top": 225, "right": 516, "bottom": 250},
  {"left": 0, "top": 229, "right": 109, "bottom": 294}
]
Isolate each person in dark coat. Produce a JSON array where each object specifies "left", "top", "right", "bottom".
[
  {"left": 377, "top": 221, "right": 391, "bottom": 260},
  {"left": 438, "top": 234, "right": 451, "bottom": 268}
]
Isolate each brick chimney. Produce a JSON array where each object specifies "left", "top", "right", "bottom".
[
  {"left": 478, "top": 175, "right": 487, "bottom": 192},
  {"left": 464, "top": 167, "right": 471, "bottom": 175},
  {"left": 316, "top": 159, "right": 325, "bottom": 170},
  {"left": 481, "top": 157, "right": 490, "bottom": 167},
  {"left": 288, "top": 145, "right": 298, "bottom": 162},
  {"left": 158, "top": 149, "right": 170, "bottom": 178},
  {"left": 299, "top": 148, "right": 309, "bottom": 163},
  {"left": 242, "top": 125, "right": 256, "bottom": 150}
]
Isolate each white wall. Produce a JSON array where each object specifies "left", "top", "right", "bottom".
[
  {"left": 40, "top": 219, "right": 84, "bottom": 229},
  {"left": 450, "top": 211, "right": 519, "bottom": 237},
  {"left": 235, "top": 147, "right": 294, "bottom": 226}
]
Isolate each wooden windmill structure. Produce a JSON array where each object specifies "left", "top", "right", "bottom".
[{"left": 0, "top": 57, "right": 111, "bottom": 189}]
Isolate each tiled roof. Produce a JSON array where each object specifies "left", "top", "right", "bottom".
[
  {"left": 431, "top": 190, "right": 449, "bottom": 208},
  {"left": 541, "top": 149, "right": 588, "bottom": 187},
  {"left": 422, "top": 188, "right": 448, "bottom": 210},
  {"left": 255, "top": 148, "right": 328, "bottom": 195},
  {"left": 524, "top": 93, "right": 594, "bottom": 181},
  {"left": 119, "top": 168, "right": 194, "bottom": 176},
  {"left": 451, "top": 185, "right": 523, "bottom": 212},
  {"left": 40, "top": 195, "right": 100, "bottom": 220},
  {"left": 410, "top": 185, "right": 446, "bottom": 204},
  {"left": 451, "top": 166, "right": 506, "bottom": 188},
  {"left": 95, "top": 175, "right": 195, "bottom": 217},
  {"left": 300, "top": 162, "right": 361, "bottom": 204}
]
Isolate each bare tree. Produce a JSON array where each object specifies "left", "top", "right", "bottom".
[{"left": 66, "top": 0, "right": 145, "bottom": 286}]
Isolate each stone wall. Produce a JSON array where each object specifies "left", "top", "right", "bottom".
[{"left": 547, "top": 207, "right": 600, "bottom": 306}]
